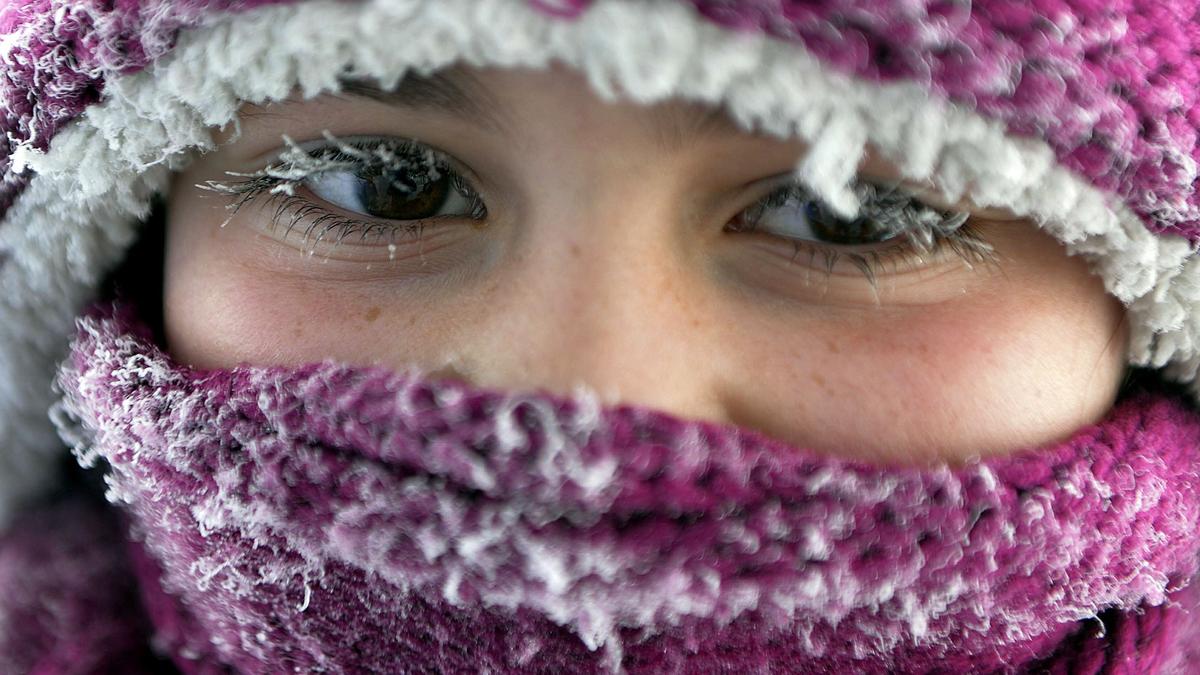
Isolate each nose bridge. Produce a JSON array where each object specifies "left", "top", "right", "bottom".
[
  {"left": 466, "top": 194, "right": 727, "bottom": 421},
  {"left": 551, "top": 235, "right": 678, "bottom": 387}
]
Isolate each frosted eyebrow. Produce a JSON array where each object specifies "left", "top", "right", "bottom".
[{"left": 335, "top": 72, "right": 508, "bottom": 132}]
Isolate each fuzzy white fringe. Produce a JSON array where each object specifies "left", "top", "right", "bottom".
[{"left": 0, "top": 0, "right": 1195, "bottom": 525}]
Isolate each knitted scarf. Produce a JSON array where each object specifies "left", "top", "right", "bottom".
[{"left": 19, "top": 302, "right": 1200, "bottom": 674}]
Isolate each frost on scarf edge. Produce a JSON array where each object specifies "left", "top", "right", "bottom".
[{"left": 0, "top": 0, "right": 1193, "bottom": 526}]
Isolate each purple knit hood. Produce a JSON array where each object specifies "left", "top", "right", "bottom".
[{"left": 30, "top": 303, "right": 1200, "bottom": 673}]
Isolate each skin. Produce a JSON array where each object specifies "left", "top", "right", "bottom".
[{"left": 164, "top": 66, "right": 1129, "bottom": 466}]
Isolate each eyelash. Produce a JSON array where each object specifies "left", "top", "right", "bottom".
[
  {"left": 729, "top": 183, "right": 997, "bottom": 285},
  {"left": 200, "top": 134, "right": 996, "bottom": 280},
  {"left": 743, "top": 225, "right": 993, "bottom": 286},
  {"left": 200, "top": 135, "right": 485, "bottom": 253}
]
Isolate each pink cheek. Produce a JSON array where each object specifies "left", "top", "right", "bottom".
[
  {"left": 760, "top": 302, "right": 1020, "bottom": 434},
  {"left": 867, "top": 306, "right": 1024, "bottom": 404},
  {"left": 169, "top": 257, "right": 337, "bottom": 366}
]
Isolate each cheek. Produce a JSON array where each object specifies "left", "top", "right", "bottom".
[
  {"left": 165, "top": 240, "right": 460, "bottom": 370},
  {"left": 163, "top": 187, "right": 439, "bottom": 369},
  {"left": 729, "top": 269, "right": 1127, "bottom": 465}
]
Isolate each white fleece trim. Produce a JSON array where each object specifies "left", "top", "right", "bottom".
[{"left": 0, "top": 0, "right": 1195, "bottom": 526}]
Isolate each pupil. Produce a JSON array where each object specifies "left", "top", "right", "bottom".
[
  {"left": 807, "top": 201, "right": 892, "bottom": 245},
  {"left": 356, "top": 165, "right": 450, "bottom": 220}
]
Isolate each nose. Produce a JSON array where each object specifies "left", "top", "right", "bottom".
[{"left": 450, "top": 198, "right": 735, "bottom": 426}]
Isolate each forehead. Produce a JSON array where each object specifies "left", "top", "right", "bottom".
[
  {"left": 235, "top": 65, "right": 756, "bottom": 148},
  {"left": 220, "top": 65, "right": 1016, "bottom": 220}
]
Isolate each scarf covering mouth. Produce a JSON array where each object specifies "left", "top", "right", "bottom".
[{"left": 49, "top": 304, "right": 1200, "bottom": 674}]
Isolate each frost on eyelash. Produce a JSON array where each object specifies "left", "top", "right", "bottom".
[
  {"left": 745, "top": 178, "right": 995, "bottom": 285},
  {"left": 745, "top": 179, "right": 976, "bottom": 254},
  {"left": 852, "top": 181, "right": 973, "bottom": 252},
  {"left": 196, "top": 131, "right": 446, "bottom": 229}
]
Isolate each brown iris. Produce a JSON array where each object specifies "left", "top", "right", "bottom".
[
  {"left": 806, "top": 201, "right": 892, "bottom": 246},
  {"left": 356, "top": 165, "right": 451, "bottom": 220}
]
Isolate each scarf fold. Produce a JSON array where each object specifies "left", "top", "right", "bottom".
[{"left": 44, "top": 303, "right": 1200, "bottom": 674}]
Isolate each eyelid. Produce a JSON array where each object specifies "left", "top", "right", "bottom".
[
  {"left": 247, "top": 133, "right": 490, "bottom": 194},
  {"left": 743, "top": 170, "right": 1022, "bottom": 222}
]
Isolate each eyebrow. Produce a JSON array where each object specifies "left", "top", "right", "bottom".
[
  {"left": 646, "top": 104, "right": 749, "bottom": 151},
  {"left": 334, "top": 71, "right": 508, "bottom": 132},
  {"left": 339, "top": 71, "right": 749, "bottom": 150}
]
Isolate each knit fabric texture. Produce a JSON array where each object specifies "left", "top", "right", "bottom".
[
  {"left": 1, "top": 0, "right": 1198, "bottom": 238},
  {"left": 46, "top": 303, "right": 1200, "bottom": 673}
]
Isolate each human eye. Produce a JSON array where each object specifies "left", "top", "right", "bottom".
[
  {"left": 726, "top": 179, "right": 994, "bottom": 283},
  {"left": 200, "top": 133, "right": 487, "bottom": 260}
]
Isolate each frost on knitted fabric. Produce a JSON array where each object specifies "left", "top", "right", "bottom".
[
  {"left": 0, "top": 0, "right": 292, "bottom": 215},
  {"left": 50, "top": 304, "right": 1200, "bottom": 673}
]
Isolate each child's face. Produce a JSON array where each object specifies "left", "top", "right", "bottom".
[{"left": 164, "top": 66, "right": 1127, "bottom": 466}]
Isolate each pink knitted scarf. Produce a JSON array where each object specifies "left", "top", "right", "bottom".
[{"left": 36, "top": 304, "right": 1200, "bottom": 673}]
